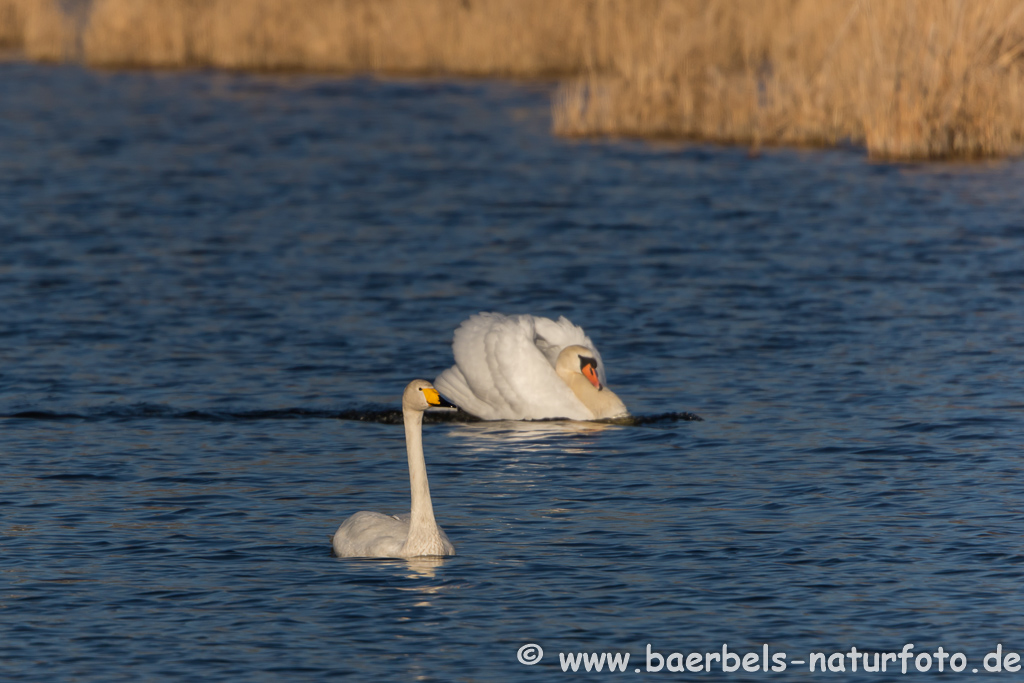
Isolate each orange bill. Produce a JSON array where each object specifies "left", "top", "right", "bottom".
[{"left": 581, "top": 362, "right": 601, "bottom": 390}]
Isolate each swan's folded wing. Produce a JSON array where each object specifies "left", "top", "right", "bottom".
[
  {"left": 434, "top": 313, "right": 511, "bottom": 419},
  {"left": 435, "top": 312, "right": 592, "bottom": 420},
  {"left": 435, "top": 364, "right": 500, "bottom": 419},
  {"left": 481, "top": 315, "right": 581, "bottom": 419},
  {"left": 332, "top": 511, "right": 408, "bottom": 557}
]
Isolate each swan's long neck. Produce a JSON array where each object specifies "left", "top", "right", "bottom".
[
  {"left": 563, "top": 371, "right": 629, "bottom": 420},
  {"left": 402, "top": 409, "right": 440, "bottom": 547}
]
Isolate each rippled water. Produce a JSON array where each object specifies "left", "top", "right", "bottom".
[{"left": 3, "top": 61, "right": 1024, "bottom": 681}]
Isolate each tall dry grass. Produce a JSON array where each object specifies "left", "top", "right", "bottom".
[
  {"left": 0, "top": 0, "right": 26, "bottom": 48},
  {"left": 70, "top": 0, "right": 616, "bottom": 76},
  {"left": 10, "top": 0, "right": 1024, "bottom": 159},
  {"left": 11, "top": 0, "right": 85, "bottom": 61},
  {"left": 554, "top": 0, "right": 1024, "bottom": 159}
]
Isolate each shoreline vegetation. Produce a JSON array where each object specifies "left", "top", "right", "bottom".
[{"left": 3, "top": 0, "right": 1024, "bottom": 160}]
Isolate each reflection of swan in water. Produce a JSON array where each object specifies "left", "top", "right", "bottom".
[
  {"left": 451, "top": 418, "right": 617, "bottom": 443},
  {"left": 332, "top": 380, "right": 456, "bottom": 559},
  {"left": 359, "top": 557, "right": 449, "bottom": 579},
  {"left": 435, "top": 313, "right": 629, "bottom": 421},
  {"left": 401, "top": 556, "right": 448, "bottom": 579},
  {"left": 448, "top": 419, "right": 620, "bottom": 466}
]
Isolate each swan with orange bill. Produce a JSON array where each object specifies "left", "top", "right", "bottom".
[{"left": 434, "top": 312, "right": 629, "bottom": 421}]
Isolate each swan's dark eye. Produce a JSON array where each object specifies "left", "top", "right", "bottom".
[{"left": 579, "top": 356, "right": 597, "bottom": 371}]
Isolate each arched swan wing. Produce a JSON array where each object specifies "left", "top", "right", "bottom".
[{"left": 435, "top": 313, "right": 593, "bottom": 420}]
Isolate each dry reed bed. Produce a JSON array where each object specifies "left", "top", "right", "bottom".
[
  {"left": 0, "top": 0, "right": 26, "bottom": 48},
  {"left": 554, "top": 0, "right": 1024, "bottom": 159},
  {"left": 20, "top": 0, "right": 616, "bottom": 75},
  {"left": 7, "top": 0, "right": 1024, "bottom": 159}
]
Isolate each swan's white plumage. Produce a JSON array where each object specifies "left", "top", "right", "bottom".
[
  {"left": 332, "top": 511, "right": 453, "bottom": 558},
  {"left": 434, "top": 313, "right": 627, "bottom": 421},
  {"left": 332, "top": 380, "right": 455, "bottom": 559}
]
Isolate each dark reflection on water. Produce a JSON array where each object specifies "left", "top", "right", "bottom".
[
  {"left": 2, "top": 61, "right": 1024, "bottom": 681},
  {"left": 3, "top": 406, "right": 702, "bottom": 424}
]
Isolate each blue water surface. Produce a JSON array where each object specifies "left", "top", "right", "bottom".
[{"left": 2, "top": 61, "right": 1024, "bottom": 681}]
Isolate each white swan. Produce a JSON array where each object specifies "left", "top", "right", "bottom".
[
  {"left": 332, "top": 380, "right": 456, "bottom": 558},
  {"left": 434, "top": 312, "right": 629, "bottom": 421}
]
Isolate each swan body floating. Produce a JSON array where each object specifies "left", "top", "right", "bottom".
[
  {"left": 332, "top": 380, "right": 456, "bottom": 558},
  {"left": 434, "top": 312, "right": 629, "bottom": 421}
]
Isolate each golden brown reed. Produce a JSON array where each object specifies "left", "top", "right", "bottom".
[
  {"left": 11, "top": 0, "right": 82, "bottom": 61},
  {"left": 78, "top": 0, "right": 612, "bottom": 76},
  {"left": 554, "top": 0, "right": 1024, "bottom": 160},
  {"left": 11, "top": 0, "right": 1024, "bottom": 159},
  {"left": 0, "top": 0, "right": 26, "bottom": 48}
]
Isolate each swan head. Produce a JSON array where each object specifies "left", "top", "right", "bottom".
[
  {"left": 404, "top": 379, "right": 458, "bottom": 412},
  {"left": 556, "top": 345, "right": 604, "bottom": 391}
]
